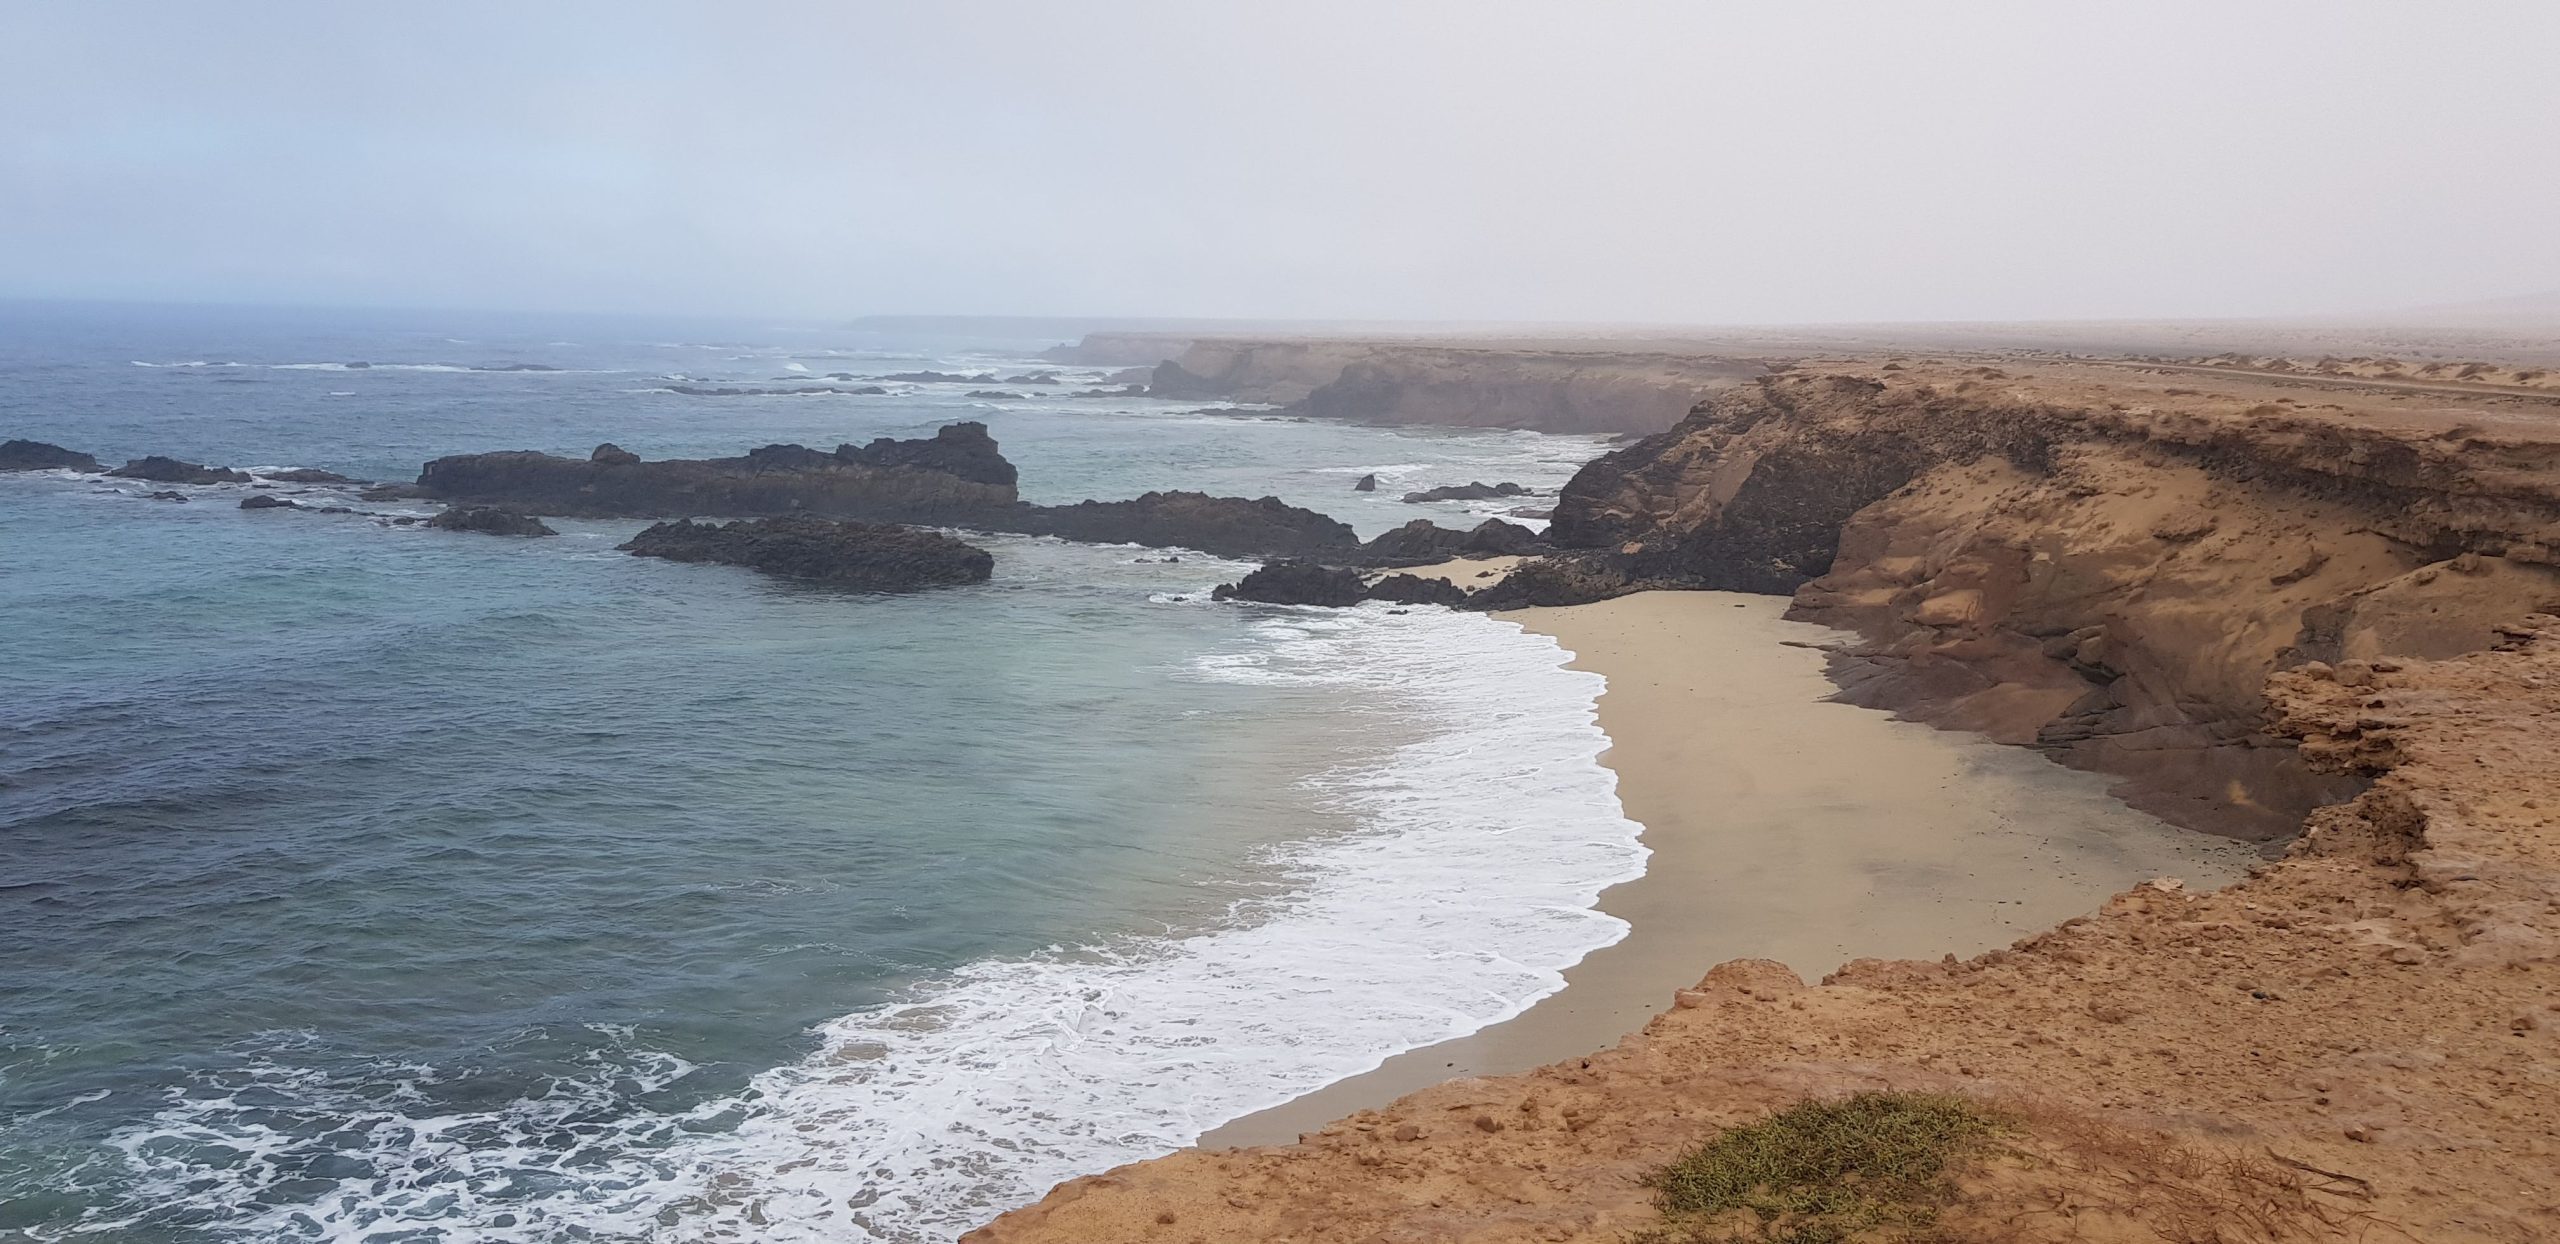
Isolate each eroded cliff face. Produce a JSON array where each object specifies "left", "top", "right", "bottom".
[{"left": 1551, "top": 366, "right": 2560, "bottom": 836}]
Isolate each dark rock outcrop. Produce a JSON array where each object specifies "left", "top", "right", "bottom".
[
  {"left": 146, "top": 490, "right": 187, "bottom": 502},
  {"left": 1353, "top": 473, "right": 1377, "bottom": 492},
  {"left": 360, "top": 482, "right": 433, "bottom": 502},
  {"left": 110, "top": 456, "right": 254, "bottom": 484},
  {"left": 1003, "top": 492, "right": 1357, "bottom": 560},
  {"left": 590, "top": 443, "right": 640, "bottom": 466},
  {"left": 876, "top": 371, "right": 997, "bottom": 384},
  {"left": 426, "top": 506, "right": 557, "bottom": 537},
  {"left": 1212, "top": 561, "right": 1367, "bottom": 607},
  {"left": 1362, "top": 573, "right": 1469, "bottom": 607},
  {"left": 1401, "top": 481, "right": 1530, "bottom": 503},
  {"left": 239, "top": 494, "right": 299, "bottom": 510},
  {"left": 1353, "top": 517, "right": 1547, "bottom": 565},
  {"left": 967, "top": 391, "right": 1024, "bottom": 400},
  {"left": 1, "top": 439, "right": 101, "bottom": 472},
  {"left": 416, "top": 422, "right": 1018, "bottom": 520},
  {"left": 620, "top": 515, "right": 991, "bottom": 591}
]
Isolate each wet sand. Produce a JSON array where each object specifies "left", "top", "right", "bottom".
[{"left": 1206, "top": 590, "right": 2254, "bottom": 1146}]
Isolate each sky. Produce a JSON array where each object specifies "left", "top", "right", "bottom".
[{"left": 3, "top": 1, "right": 2555, "bottom": 325}]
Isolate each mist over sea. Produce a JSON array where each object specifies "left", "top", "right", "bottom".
[{"left": 0, "top": 302, "right": 1642, "bottom": 1241}]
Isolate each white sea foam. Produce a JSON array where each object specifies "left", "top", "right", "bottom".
[{"left": 91, "top": 605, "right": 1643, "bottom": 1243}]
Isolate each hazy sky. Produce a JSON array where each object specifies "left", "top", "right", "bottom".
[{"left": 4, "top": 1, "right": 2554, "bottom": 324}]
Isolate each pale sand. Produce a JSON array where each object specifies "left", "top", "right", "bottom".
[
  {"left": 1205, "top": 590, "right": 2255, "bottom": 1146},
  {"left": 1367, "top": 554, "right": 1520, "bottom": 588}
]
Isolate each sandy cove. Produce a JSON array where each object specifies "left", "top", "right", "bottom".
[{"left": 1206, "top": 591, "right": 2249, "bottom": 1147}]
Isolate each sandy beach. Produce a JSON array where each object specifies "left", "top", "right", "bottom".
[{"left": 1207, "top": 590, "right": 2254, "bottom": 1146}]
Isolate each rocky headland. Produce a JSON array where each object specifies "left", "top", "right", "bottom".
[
  {"left": 619, "top": 515, "right": 993, "bottom": 591},
  {"left": 972, "top": 356, "right": 2560, "bottom": 1244}
]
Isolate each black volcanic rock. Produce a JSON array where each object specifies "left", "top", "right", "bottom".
[
  {"left": 1353, "top": 473, "right": 1377, "bottom": 492},
  {"left": 239, "top": 494, "right": 300, "bottom": 510},
  {"left": 1353, "top": 517, "right": 1545, "bottom": 565},
  {"left": 620, "top": 515, "right": 991, "bottom": 591},
  {"left": 1363, "top": 573, "right": 1469, "bottom": 607},
  {"left": 1400, "top": 481, "right": 1530, "bottom": 503},
  {"left": 110, "top": 456, "right": 253, "bottom": 484},
  {"left": 1003, "top": 491, "right": 1357, "bottom": 560},
  {"left": 262, "top": 468, "right": 360, "bottom": 484},
  {"left": 1, "top": 439, "right": 102, "bottom": 472},
  {"left": 415, "top": 422, "right": 1018, "bottom": 519},
  {"left": 1461, "top": 517, "right": 1542, "bottom": 556},
  {"left": 590, "top": 442, "right": 641, "bottom": 465},
  {"left": 426, "top": 506, "right": 557, "bottom": 536},
  {"left": 1212, "top": 561, "right": 1366, "bottom": 607}
]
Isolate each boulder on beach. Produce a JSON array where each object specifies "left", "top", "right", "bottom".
[
  {"left": 1, "top": 439, "right": 102, "bottom": 473},
  {"left": 425, "top": 506, "right": 557, "bottom": 537},
  {"left": 109, "top": 456, "right": 253, "bottom": 485},
  {"left": 619, "top": 514, "right": 993, "bottom": 591}
]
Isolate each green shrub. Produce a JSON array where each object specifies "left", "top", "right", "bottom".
[{"left": 1635, "top": 1092, "right": 2005, "bottom": 1243}]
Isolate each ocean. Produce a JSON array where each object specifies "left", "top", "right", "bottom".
[{"left": 0, "top": 302, "right": 1643, "bottom": 1241}]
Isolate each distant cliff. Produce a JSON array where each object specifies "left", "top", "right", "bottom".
[{"left": 1045, "top": 333, "right": 1764, "bottom": 435}]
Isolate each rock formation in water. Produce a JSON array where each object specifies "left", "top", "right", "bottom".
[
  {"left": 426, "top": 506, "right": 558, "bottom": 537},
  {"left": 239, "top": 494, "right": 298, "bottom": 510},
  {"left": 406, "top": 424, "right": 1372, "bottom": 560},
  {"left": 1353, "top": 472, "right": 1377, "bottom": 492},
  {"left": 1354, "top": 517, "right": 1545, "bottom": 565},
  {"left": 620, "top": 515, "right": 992, "bottom": 590},
  {"left": 1211, "top": 561, "right": 1473, "bottom": 609},
  {"left": 1212, "top": 561, "right": 1367, "bottom": 607},
  {"left": 108, "top": 456, "right": 253, "bottom": 484},
  {"left": 1401, "top": 481, "right": 1531, "bottom": 503},
  {"left": 1, "top": 439, "right": 102, "bottom": 472},
  {"left": 1005, "top": 492, "right": 1358, "bottom": 560},
  {"left": 416, "top": 422, "right": 1019, "bottom": 520}
]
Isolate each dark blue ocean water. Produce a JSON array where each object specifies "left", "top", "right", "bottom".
[{"left": 0, "top": 302, "right": 1641, "bottom": 1242}]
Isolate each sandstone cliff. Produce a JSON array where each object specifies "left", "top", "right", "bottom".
[{"left": 1547, "top": 364, "right": 2560, "bottom": 837}]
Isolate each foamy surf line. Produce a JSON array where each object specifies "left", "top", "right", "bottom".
[{"left": 92, "top": 606, "right": 1643, "bottom": 1243}]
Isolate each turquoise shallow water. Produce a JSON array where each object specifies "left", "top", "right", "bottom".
[{"left": 0, "top": 303, "right": 1640, "bottom": 1241}]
